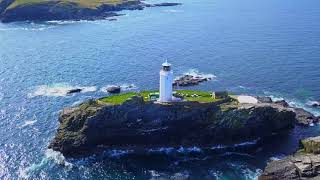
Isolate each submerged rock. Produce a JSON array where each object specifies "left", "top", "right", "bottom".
[
  {"left": 259, "top": 136, "right": 320, "bottom": 180},
  {"left": 49, "top": 95, "right": 297, "bottom": 157}
]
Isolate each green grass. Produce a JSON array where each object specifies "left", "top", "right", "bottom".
[
  {"left": 98, "top": 92, "right": 138, "bottom": 105},
  {"left": 97, "top": 90, "right": 225, "bottom": 105},
  {"left": 7, "top": 0, "right": 137, "bottom": 9}
]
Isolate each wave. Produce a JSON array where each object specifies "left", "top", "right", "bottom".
[
  {"left": 0, "top": 92, "right": 3, "bottom": 101},
  {"left": 263, "top": 92, "right": 320, "bottom": 117},
  {"left": 0, "top": 25, "right": 56, "bottom": 32},
  {"left": 162, "top": 9, "right": 183, "bottom": 13},
  {"left": 178, "top": 69, "right": 216, "bottom": 80},
  {"left": 100, "top": 83, "right": 137, "bottom": 93},
  {"left": 19, "top": 149, "right": 73, "bottom": 179},
  {"left": 28, "top": 83, "right": 97, "bottom": 97}
]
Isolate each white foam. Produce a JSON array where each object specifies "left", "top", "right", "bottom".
[
  {"left": 180, "top": 69, "right": 216, "bottom": 80},
  {"left": 101, "top": 83, "right": 137, "bottom": 93},
  {"left": 162, "top": 9, "right": 183, "bottom": 13},
  {"left": 19, "top": 120, "right": 37, "bottom": 128},
  {"left": 29, "top": 83, "right": 97, "bottom": 97},
  {"left": 19, "top": 149, "right": 72, "bottom": 178}
]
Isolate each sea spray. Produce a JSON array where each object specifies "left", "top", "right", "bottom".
[
  {"left": 19, "top": 149, "right": 73, "bottom": 178},
  {"left": 28, "top": 83, "right": 97, "bottom": 97}
]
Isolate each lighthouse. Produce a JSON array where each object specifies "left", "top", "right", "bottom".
[{"left": 159, "top": 60, "right": 173, "bottom": 102}]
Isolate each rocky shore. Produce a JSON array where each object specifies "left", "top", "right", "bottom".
[
  {"left": 259, "top": 136, "right": 320, "bottom": 180},
  {"left": 48, "top": 92, "right": 320, "bottom": 157},
  {"left": 0, "top": 0, "right": 181, "bottom": 23}
]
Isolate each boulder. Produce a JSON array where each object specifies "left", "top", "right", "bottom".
[
  {"left": 67, "top": 88, "right": 82, "bottom": 94},
  {"left": 106, "top": 86, "right": 121, "bottom": 93}
]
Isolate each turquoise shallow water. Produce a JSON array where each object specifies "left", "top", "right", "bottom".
[{"left": 1, "top": 0, "right": 320, "bottom": 179}]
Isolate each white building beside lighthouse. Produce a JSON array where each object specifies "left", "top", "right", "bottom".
[{"left": 159, "top": 60, "right": 173, "bottom": 102}]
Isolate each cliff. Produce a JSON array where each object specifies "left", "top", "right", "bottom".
[
  {"left": 0, "top": 0, "right": 181, "bottom": 22},
  {"left": 259, "top": 136, "right": 320, "bottom": 180},
  {"left": 48, "top": 94, "right": 298, "bottom": 157}
]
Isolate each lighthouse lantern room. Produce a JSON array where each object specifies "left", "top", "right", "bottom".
[{"left": 159, "top": 60, "right": 173, "bottom": 102}]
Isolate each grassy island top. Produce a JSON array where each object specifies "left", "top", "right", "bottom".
[
  {"left": 7, "top": 0, "right": 138, "bottom": 9},
  {"left": 98, "top": 90, "right": 228, "bottom": 105}
]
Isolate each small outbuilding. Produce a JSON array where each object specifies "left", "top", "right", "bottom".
[{"left": 212, "top": 91, "right": 228, "bottom": 99}]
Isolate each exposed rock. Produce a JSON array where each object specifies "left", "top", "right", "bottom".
[
  {"left": 106, "top": 86, "right": 121, "bottom": 93},
  {"left": 259, "top": 136, "right": 320, "bottom": 180},
  {"left": 294, "top": 108, "right": 319, "bottom": 126},
  {"left": 301, "top": 136, "right": 320, "bottom": 154},
  {"left": 256, "top": 96, "right": 273, "bottom": 103},
  {"left": 67, "top": 88, "right": 82, "bottom": 94},
  {"left": 274, "top": 100, "right": 289, "bottom": 107},
  {"left": 49, "top": 95, "right": 297, "bottom": 157},
  {"left": 173, "top": 75, "right": 212, "bottom": 87},
  {"left": 307, "top": 101, "right": 320, "bottom": 108}
]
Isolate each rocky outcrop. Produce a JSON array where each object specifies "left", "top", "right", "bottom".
[
  {"left": 294, "top": 108, "right": 319, "bottom": 126},
  {"left": 173, "top": 75, "right": 212, "bottom": 87},
  {"left": 0, "top": 0, "right": 181, "bottom": 23},
  {"left": 259, "top": 136, "right": 320, "bottom": 180},
  {"left": 67, "top": 88, "right": 82, "bottom": 94},
  {"left": 106, "top": 86, "right": 121, "bottom": 93},
  {"left": 49, "top": 95, "right": 297, "bottom": 157}
]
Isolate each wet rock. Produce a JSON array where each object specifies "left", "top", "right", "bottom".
[
  {"left": 106, "top": 86, "right": 121, "bottom": 93},
  {"left": 294, "top": 108, "right": 319, "bottom": 126},
  {"left": 307, "top": 101, "right": 320, "bottom": 107},
  {"left": 67, "top": 88, "right": 82, "bottom": 94},
  {"left": 260, "top": 136, "right": 320, "bottom": 180}
]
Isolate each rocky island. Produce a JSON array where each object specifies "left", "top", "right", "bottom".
[
  {"left": 0, "top": 0, "right": 181, "bottom": 23},
  {"left": 48, "top": 89, "right": 319, "bottom": 157}
]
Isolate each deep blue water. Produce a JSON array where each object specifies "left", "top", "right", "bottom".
[{"left": 1, "top": 0, "right": 320, "bottom": 179}]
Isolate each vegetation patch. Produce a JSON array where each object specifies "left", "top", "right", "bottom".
[
  {"left": 97, "top": 90, "right": 229, "bottom": 105},
  {"left": 7, "top": 0, "right": 138, "bottom": 9}
]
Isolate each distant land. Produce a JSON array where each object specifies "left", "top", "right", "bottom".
[{"left": 0, "top": 0, "right": 181, "bottom": 22}]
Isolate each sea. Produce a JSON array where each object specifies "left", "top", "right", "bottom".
[{"left": 1, "top": 0, "right": 320, "bottom": 179}]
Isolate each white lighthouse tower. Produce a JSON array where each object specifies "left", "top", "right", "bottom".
[{"left": 159, "top": 60, "right": 173, "bottom": 102}]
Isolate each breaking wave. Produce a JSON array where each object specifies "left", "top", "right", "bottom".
[
  {"left": 178, "top": 69, "right": 216, "bottom": 80},
  {"left": 19, "top": 149, "right": 73, "bottom": 179},
  {"left": 263, "top": 92, "right": 320, "bottom": 117},
  {"left": 28, "top": 83, "right": 97, "bottom": 97}
]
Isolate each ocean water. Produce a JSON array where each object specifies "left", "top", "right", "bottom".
[{"left": 1, "top": 0, "right": 320, "bottom": 179}]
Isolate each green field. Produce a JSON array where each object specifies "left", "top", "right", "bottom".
[
  {"left": 98, "top": 90, "right": 225, "bottom": 105},
  {"left": 7, "top": 0, "right": 137, "bottom": 9}
]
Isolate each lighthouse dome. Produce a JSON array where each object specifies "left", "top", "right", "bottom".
[{"left": 162, "top": 60, "right": 171, "bottom": 67}]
